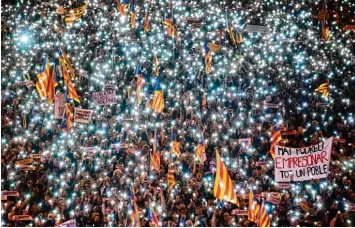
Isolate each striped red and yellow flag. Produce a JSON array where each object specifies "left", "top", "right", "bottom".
[
  {"left": 36, "top": 60, "right": 51, "bottom": 99},
  {"left": 151, "top": 131, "right": 161, "bottom": 170},
  {"left": 168, "top": 165, "right": 176, "bottom": 191},
  {"left": 171, "top": 141, "right": 181, "bottom": 157},
  {"left": 236, "top": 32, "right": 243, "bottom": 44},
  {"left": 163, "top": 18, "right": 175, "bottom": 37},
  {"left": 227, "top": 26, "right": 236, "bottom": 45},
  {"left": 143, "top": 6, "right": 150, "bottom": 32},
  {"left": 270, "top": 131, "right": 282, "bottom": 159},
  {"left": 153, "top": 55, "right": 159, "bottom": 76},
  {"left": 151, "top": 91, "right": 164, "bottom": 113},
  {"left": 248, "top": 188, "right": 261, "bottom": 223},
  {"left": 58, "top": 46, "right": 75, "bottom": 83},
  {"left": 257, "top": 201, "right": 271, "bottom": 227},
  {"left": 315, "top": 83, "right": 329, "bottom": 98},
  {"left": 204, "top": 40, "right": 212, "bottom": 74},
  {"left": 67, "top": 80, "right": 80, "bottom": 103},
  {"left": 213, "top": 149, "right": 240, "bottom": 206},
  {"left": 64, "top": 2, "right": 88, "bottom": 26},
  {"left": 46, "top": 67, "right": 56, "bottom": 104},
  {"left": 201, "top": 92, "right": 207, "bottom": 109},
  {"left": 130, "top": 0, "right": 136, "bottom": 28},
  {"left": 117, "top": 0, "right": 128, "bottom": 16}
]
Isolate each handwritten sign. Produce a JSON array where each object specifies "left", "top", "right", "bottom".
[
  {"left": 275, "top": 138, "right": 333, "bottom": 182},
  {"left": 74, "top": 108, "right": 93, "bottom": 124},
  {"left": 92, "top": 90, "right": 117, "bottom": 106},
  {"left": 55, "top": 93, "right": 65, "bottom": 119}
]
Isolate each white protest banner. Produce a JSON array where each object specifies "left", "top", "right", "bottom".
[
  {"left": 92, "top": 90, "right": 117, "bottom": 106},
  {"left": 232, "top": 209, "right": 248, "bottom": 216},
  {"left": 74, "top": 108, "right": 93, "bottom": 124},
  {"left": 275, "top": 137, "right": 333, "bottom": 182},
  {"left": 245, "top": 24, "right": 270, "bottom": 33},
  {"left": 2, "top": 191, "right": 20, "bottom": 197},
  {"left": 55, "top": 93, "right": 65, "bottom": 119}
]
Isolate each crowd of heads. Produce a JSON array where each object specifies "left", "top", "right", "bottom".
[{"left": 1, "top": 0, "right": 355, "bottom": 227}]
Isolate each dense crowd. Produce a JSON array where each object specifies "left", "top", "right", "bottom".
[{"left": 1, "top": 0, "right": 355, "bottom": 227}]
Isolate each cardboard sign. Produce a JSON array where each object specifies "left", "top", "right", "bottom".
[
  {"left": 92, "top": 90, "right": 117, "bottom": 106},
  {"left": 245, "top": 24, "right": 270, "bottom": 33},
  {"left": 16, "top": 158, "right": 33, "bottom": 165},
  {"left": 232, "top": 209, "right": 248, "bottom": 216},
  {"left": 55, "top": 93, "right": 65, "bottom": 119},
  {"left": 2, "top": 191, "right": 20, "bottom": 197},
  {"left": 275, "top": 138, "right": 333, "bottom": 182},
  {"left": 74, "top": 108, "right": 93, "bottom": 124},
  {"left": 238, "top": 138, "right": 252, "bottom": 146},
  {"left": 12, "top": 215, "right": 33, "bottom": 221}
]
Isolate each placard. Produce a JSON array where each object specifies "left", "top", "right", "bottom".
[
  {"left": 276, "top": 183, "right": 292, "bottom": 189},
  {"left": 12, "top": 215, "right": 33, "bottom": 221},
  {"left": 261, "top": 192, "right": 281, "bottom": 204},
  {"left": 92, "top": 90, "right": 117, "bottom": 106},
  {"left": 83, "top": 147, "right": 99, "bottom": 156},
  {"left": 2, "top": 191, "right": 20, "bottom": 197},
  {"left": 55, "top": 93, "right": 65, "bottom": 119},
  {"left": 74, "top": 108, "right": 93, "bottom": 124},
  {"left": 104, "top": 84, "right": 117, "bottom": 91},
  {"left": 245, "top": 24, "right": 270, "bottom": 33},
  {"left": 264, "top": 103, "right": 279, "bottom": 109},
  {"left": 238, "top": 138, "right": 252, "bottom": 146},
  {"left": 275, "top": 138, "right": 333, "bottom": 182},
  {"left": 231, "top": 209, "right": 248, "bottom": 216}
]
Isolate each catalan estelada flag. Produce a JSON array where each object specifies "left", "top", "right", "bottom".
[
  {"left": 248, "top": 188, "right": 261, "bottom": 223},
  {"left": 143, "top": 6, "right": 150, "bottom": 32},
  {"left": 150, "top": 130, "right": 160, "bottom": 171},
  {"left": 153, "top": 55, "right": 159, "bottom": 76},
  {"left": 46, "top": 66, "right": 56, "bottom": 104},
  {"left": 168, "top": 164, "right": 176, "bottom": 191},
  {"left": 204, "top": 39, "right": 212, "bottom": 74},
  {"left": 270, "top": 130, "right": 282, "bottom": 159},
  {"left": 315, "top": 83, "right": 329, "bottom": 98},
  {"left": 257, "top": 201, "right": 271, "bottom": 227},
  {"left": 151, "top": 76, "right": 164, "bottom": 113},
  {"left": 58, "top": 46, "right": 75, "bottom": 83},
  {"left": 67, "top": 80, "right": 80, "bottom": 103},
  {"left": 130, "top": 0, "right": 136, "bottom": 28},
  {"left": 148, "top": 200, "right": 160, "bottom": 227},
  {"left": 36, "top": 59, "right": 51, "bottom": 99},
  {"left": 196, "top": 136, "right": 206, "bottom": 164},
  {"left": 64, "top": 2, "right": 88, "bottom": 26},
  {"left": 61, "top": 91, "right": 73, "bottom": 133},
  {"left": 171, "top": 130, "right": 181, "bottom": 158},
  {"left": 126, "top": 186, "right": 141, "bottom": 227},
  {"left": 163, "top": 9, "right": 175, "bottom": 37},
  {"left": 135, "top": 66, "right": 143, "bottom": 104},
  {"left": 117, "top": 0, "right": 128, "bottom": 16},
  {"left": 213, "top": 149, "right": 240, "bottom": 206}
]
